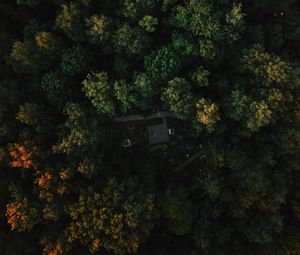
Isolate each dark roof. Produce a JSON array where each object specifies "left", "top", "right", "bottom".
[
  {"left": 294, "top": 67, "right": 300, "bottom": 75},
  {"left": 147, "top": 124, "right": 169, "bottom": 145}
]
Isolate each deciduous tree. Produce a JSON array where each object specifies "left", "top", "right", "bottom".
[{"left": 82, "top": 72, "right": 116, "bottom": 116}]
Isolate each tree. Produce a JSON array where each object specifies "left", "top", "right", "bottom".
[
  {"left": 226, "top": 46, "right": 297, "bottom": 133},
  {"left": 66, "top": 178, "right": 156, "bottom": 254},
  {"left": 194, "top": 98, "right": 220, "bottom": 133},
  {"left": 113, "top": 24, "right": 149, "bottom": 56},
  {"left": 16, "top": 103, "right": 42, "bottom": 126},
  {"left": 225, "top": 3, "right": 246, "bottom": 42},
  {"left": 121, "top": 0, "right": 157, "bottom": 19},
  {"left": 1, "top": 0, "right": 300, "bottom": 254},
  {"left": 60, "top": 45, "right": 87, "bottom": 76},
  {"left": 199, "top": 39, "right": 216, "bottom": 59},
  {"left": 82, "top": 72, "right": 116, "bottom": 116},
  {"left": 264, "top": 23, "right": 285, "bottom": 51},
  {"left": 227, "top": 88, "right": 251, "bottom": 122},
  {"left": 9, "top": 31, "right": 60, "bottom": 73},
  {"left": 55, "top": 3, "right": 85, "bottom": 42},
  {"left": 41, "top": 71, "right": 66, "bottom": 104},
  {"left": 40, "top": 240, "right": 65, "bottom": 255},
  {"left": 161, "top": 77, "right": 194, "bottom": 120},
  {"left": 8, "top": 143, "right": 34, "bottom": 169},
  {"left": 6, "top": 186, "right": 39, "bottom": 232},
  {"left": 242, "top": 44, "right": 292, "bottom": 85},
  {"left": 171, "top": 32, "right": 199, "bottom": 57},
  {"left": 9, "top": 41, "right": 35, "bottom": 72},
  {"left": 191, "top": 66, "right": 210, "bottom": 87},
  {"left": 132, "top": 72, "right": 155, "bottom": 109},
  {"left": 23, "top": 19, "right": 42, "bottom": 41},
  {"left": 77, "top": 158, "right": 99, "bottom": 178},
  {"left": 53, "top": 102, "right": 100, "bottom": 154},
  {"left": 139, "top": 15, "right": 158, "bottom": 32},
  {"left": 35, "top": 31, "right": 60, "bottom": 56},
  {"left": 162, "top": 0, "right": 177, "bottom": 12},
  {"left": 85, "top": 15, "right": 112, "bottom": 45},
  {"left": 16, "top": 0, "right": 39, "bottom": 6},
  {"left": 145, "top": 47, "right": 180, "bottom": 83},
  {"left": 114, "top": 80, "right": 136, "bottom": 113},
  {"left": 172, "top": 0, "right": 222, "bottom": 40},
  {"left": 162, "top": 183, "right": 196, "bottom": 236},
  {"left": 247, "top": 100, "right": 272, "bottom": 131}
]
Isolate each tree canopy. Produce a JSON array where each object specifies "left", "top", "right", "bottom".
[{"left": 0, "top": 0, "right": 300, "bottom": 254}]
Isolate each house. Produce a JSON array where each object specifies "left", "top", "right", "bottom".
[
  {"left": 114, "top": 112, "right": 176, "bottom": 148},
  {"left": 147, "top": 123, "right": 169, "bottom": 145}
]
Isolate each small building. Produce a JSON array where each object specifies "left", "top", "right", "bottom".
[
  {"left": 294, "top": 66, "right": 300, "bottom": 76},
  {"left": 147, "top": 123, "right": 169, "bottom": 145},
  {"left": 114, "top": 112, "right": 178, "bottom": 148}
]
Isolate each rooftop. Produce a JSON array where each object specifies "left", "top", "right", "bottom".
[
  {"left": 294, "top": 66, "right": 300, "bottom": 75},
  {"left": 147, "top": 123, "right": 169, "bottom": 145}
]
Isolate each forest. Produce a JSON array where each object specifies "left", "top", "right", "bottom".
[{"left": 0, "top": 0, "right": 300, "bottom": 254}]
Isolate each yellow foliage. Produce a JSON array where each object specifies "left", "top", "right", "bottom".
[
  {"left": 35, "top": 31, "right": 58, "bottom": 53},
  {"left": 10, "top": 41, "right": 33, "bottom": 66},
  {"left": 196, "top": 98, "right": 220, "bottom": 132}
]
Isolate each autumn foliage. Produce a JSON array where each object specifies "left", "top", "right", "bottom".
[
  {"left": 8, "top": 144, "right": 33, "bottom": 169},
  {"left": 0, "top": 0, "right": 300, "bottom": 254},
  {"left": 6, "top": 198, "right": 38, "bottom": 231}
]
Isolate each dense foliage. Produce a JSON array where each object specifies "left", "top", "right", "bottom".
[{"left": 0, "top": 0, "right": 300, "bottom": 254}]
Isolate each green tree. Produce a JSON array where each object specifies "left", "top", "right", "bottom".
[
  {"left": 113, "top": 24, "right": 149, "bottom": 55},
  {"left": 171, "top": 32, "right": 199, "bottom": 57},
  {"left": 162, "top": 183, "right": 196, "bottom": 236},
  {"left": 225, "top": 3, "right": 246, "bottom": 42},
  {"left": 132, "top": 72, "right": 155, "bottom": 110},
  {"left": 41, "top": 71, "right": 66, "bottom": 104},
  {"left": 121, "top": 0, "right": 157, "bottom": 19},
  {"left": 247, "top": 100, "right": 272, "bottom": 131},
  {"left": 242, "top": 44, "right": 292, "bottom": 85},
  {"left": 53, "top": 102, "right": 100, "bottom": 154},
  {"left": 145, "top": 47, "right": 180, "bottom": 83},
  {"left": 1, "top": 0, "right": 300, "bottom": 254},
  {"left": 82, "top": 72, "right": 116, "bottom": 116},
  {"left": 191, "top": 66, "right": 210, "bottom": 87},
  {"left": 60, "top": 45, "right": 87, "bottom": 76},
  {"left": 161, "top": 77, "right": 194, "bottom": 120},
  {"left": 139, "top": 15, "right": 158, "bottom": 32},
  {"left": 16, "top": 0, "right": 39, "bottom": 6},
  {"left": 114, "top": 80, "right": 136, "bottom": 113},
  {"left": 199, "top": 39, "right": 216, "bottom": 59},
  {"left": 228, "top": 88, "right": 251, "bottom": 122},
  {"left": 172, "top": 0, "right": 222, "bottom": 40},
  {"left": 23, "top": 19, "right": 42, "bottom": 41}
]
